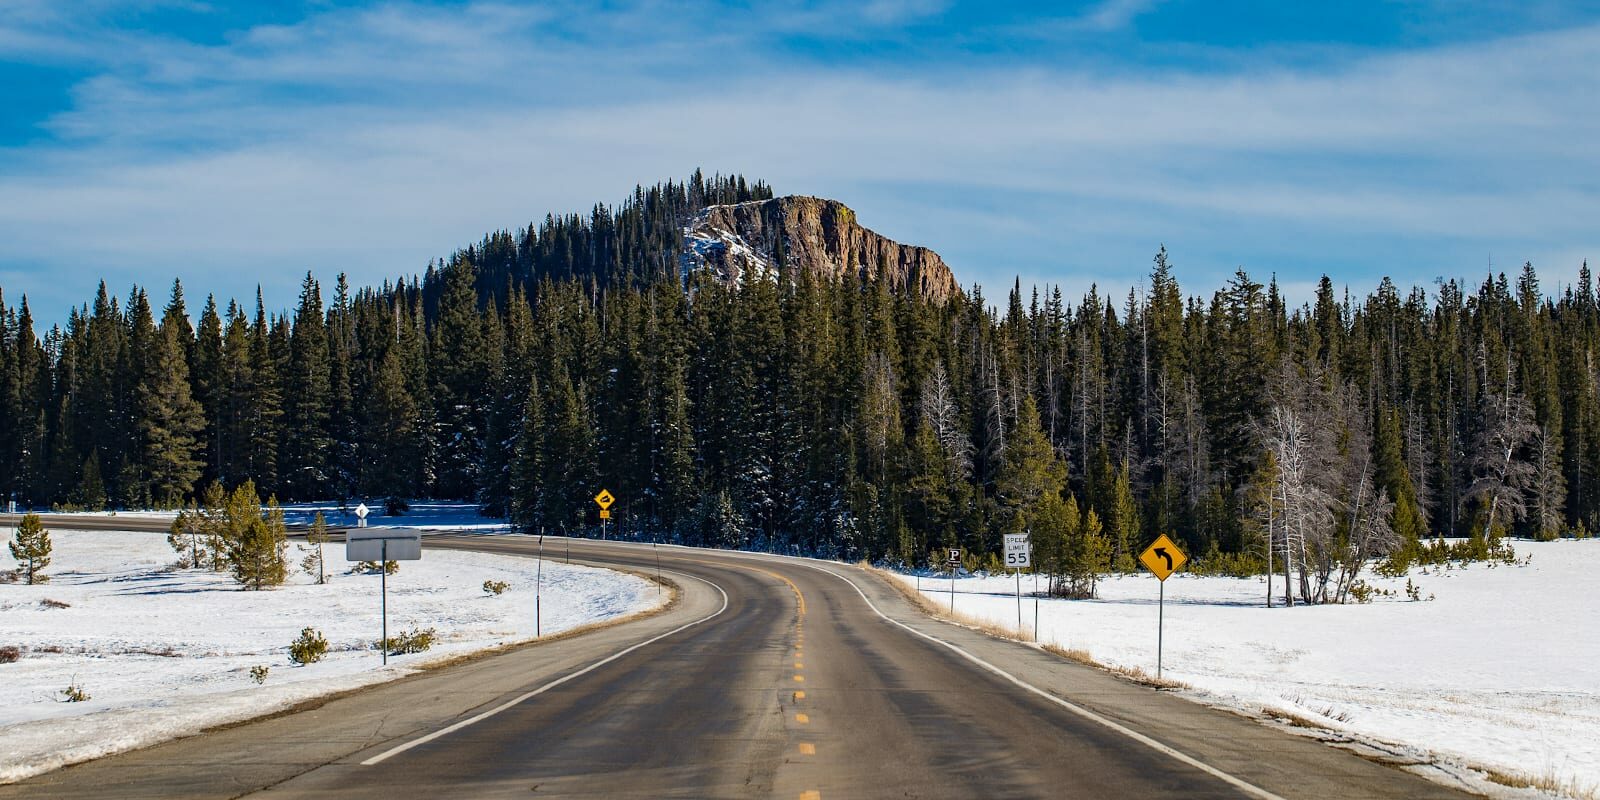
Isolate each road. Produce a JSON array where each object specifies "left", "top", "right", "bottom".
[{"left": 0, "top": 516, "right": 1474, "bottom": 799}]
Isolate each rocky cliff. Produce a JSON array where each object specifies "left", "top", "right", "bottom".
[{"left": 681, "top": 196, "right": 961, "bottom": 303}]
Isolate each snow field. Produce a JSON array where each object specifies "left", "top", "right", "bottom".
[
  {"left": 896, "top": 540, "right": 1600, "bottom": 797},
  {"left": 0, "top": 525, "right": 658, "bottom": 783}
]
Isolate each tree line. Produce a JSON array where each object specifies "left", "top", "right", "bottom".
[{"left": 2, "top": 174, "right": 1597, "bottom": 603}]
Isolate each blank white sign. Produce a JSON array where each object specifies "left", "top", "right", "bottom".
[{"left": 345, "top": 528, "right": 422, "bottom": 561}]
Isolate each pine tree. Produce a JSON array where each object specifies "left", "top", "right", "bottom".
[
  {"left": 508, "top": 374, "right": 545, "bottom": 530},
  {"left": 280, "top": 274, "right": 331, "bottom": 498},
  {"left": 1105, "top": 459, "right": 1140, "bottom": 572},
  {"left": 78, "top": 450, "right": 106, "bottom": 510},
  {"left": 8, "top": 512, "right": 52, "bottom": 584},
  {"left": 431, "top": 260, "right": 490, "bottom": 499},
  {"left": 138, "top": 285, "right": 206, "bottom": 505},
  {"left": 304, "top": 511, "right": 329, "bottom": 584},
  {"left": 224, "top": 480, "right": 286, "bottom": 590}
]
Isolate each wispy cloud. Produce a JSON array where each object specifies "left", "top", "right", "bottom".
[
  {"left": 1074, "top": 0, "right": 1161, "bottom": 32},
  {"left": 0, "top": 2, "right": 1595, "bottom": 320}
]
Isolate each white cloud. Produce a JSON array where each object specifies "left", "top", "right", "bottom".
[
  {"left": 1075, "top": 0, "right": 1161, "bottom": 32},
  {"left": 0, "top": 3, "right": 1595, "bottom": 319}
]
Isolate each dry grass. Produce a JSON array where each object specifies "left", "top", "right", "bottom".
[
  {"left": 870, "top": 567, "right": 1189, "bottom": 690},
  {"left": 1261, "top": 707, "right": 1338, "bottom": 732},
  {"left": 1484, "top": 767, "right": 1600, "bottom": 800},
  {"left": 1040, "top": 642, "right": 1097, "bottom": 665},
  {"left": 39, "top": 598, "right": 70, "bottom": 609}
]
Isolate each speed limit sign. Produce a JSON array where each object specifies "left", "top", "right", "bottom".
[{"left": 1003, "top": 534, "right": 1031, "bottom": 568}]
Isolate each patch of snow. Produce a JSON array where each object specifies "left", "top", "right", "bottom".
[
  {"left": 0, "top": 525, "right": 658, "bottom": 783},
  {"left": 679, "top": 208, "right": 776, "bottom": 283},
  {"left": 895, "top": 541, "right": 1600, "bottom": 794}
]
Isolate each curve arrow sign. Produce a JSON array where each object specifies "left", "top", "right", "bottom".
[
  {"left": 1154, "top": 547, "right": 1173, "bottom": 571},
  {"left": 1138, "top": 534, "right": 1186, "bottom": 581}
]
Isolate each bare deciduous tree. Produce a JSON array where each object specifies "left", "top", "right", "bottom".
[{"left": 1467, "top": 351, "right": 1538, "bottom": 537}]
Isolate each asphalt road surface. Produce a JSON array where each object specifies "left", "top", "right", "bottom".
[{"left": 0, "top": 516, "right": 1476, "bottom": 799}]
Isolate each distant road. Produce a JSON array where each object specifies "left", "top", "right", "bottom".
[{"left": 0, "top": 517, "right": 1471, "bottom": 799}]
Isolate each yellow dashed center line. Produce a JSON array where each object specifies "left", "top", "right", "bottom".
[
  {"left": 801, "top": 792, "right": 822, "bottom": 800},
  {"left": 796, "top": 713, "right": 809, "bottom": 724},
  {"left": 795, "top": 661, "right": 804, "bottom": 669},
  {"left": 794, "top": 674, "right": 805, "bottom": 682},
  {"left": 798, "top": 743, "right": 816, "bottom": 756},
  {"left": 793, "top": 691, "right": 805, "bottom": 700}
]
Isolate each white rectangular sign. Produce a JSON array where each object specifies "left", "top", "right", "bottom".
[
  {"left": 345, "top": 528, "right": 422, "bottom": 562},
  {"left": 1003, "top": 533, "right": 1031, "bottom": 568}
]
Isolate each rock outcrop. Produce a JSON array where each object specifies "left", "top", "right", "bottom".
[{"left": 681, "top": 196, "right": 960, "bottom": 303}]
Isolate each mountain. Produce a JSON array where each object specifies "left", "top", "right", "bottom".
[{"left": 682, "top": 196, "right": 961, "bottom": 303}]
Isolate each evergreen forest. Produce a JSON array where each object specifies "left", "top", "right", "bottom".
[{"left": 3, "top": 172, "right": 1598, "bottom": 602}]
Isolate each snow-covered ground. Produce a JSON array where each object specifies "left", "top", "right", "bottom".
[
  {"left": 0, "top": 523, "right": 658, "bottom": 783},
  {"left": 896, "top": 540, "right": 1600, "bottom": 796},
  {"left": 30, "top": 499, "right": 516, "bottom": 533}
]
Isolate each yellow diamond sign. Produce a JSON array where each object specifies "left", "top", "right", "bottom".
[
  {"left": 1138, "top": 534, "right": 1187, "bottom": 582},
  {"left": 593, "top": 489, "right": 615, "bottom": 510}
]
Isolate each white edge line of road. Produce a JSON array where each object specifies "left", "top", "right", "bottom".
[
  {"left": 358, "top": 569, "right": 730, "bottom": 766},
  {"left": 787, "top": 559, "right": 1289, "bottom": 800}
]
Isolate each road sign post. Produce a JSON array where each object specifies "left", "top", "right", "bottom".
[
  {"left": 946, "top": 548, "right": 962, "bottom": 613},
  {"left": 354, "top": 502, "right": 369, "bottom": 528},
  {"left": 1004, "top": 533, "right": 1031, "bottom": 635},
  {"left": 1137, "top": 533, "right": 1188, "bottom": 679},
  {"left": 536, "top": 532, "right": 544, "bottom": 638},
  {"left": 346, "top": 528, "right": 422, "bottom": 665},
  {"left": 594, "top": 489, "right": 615, "bottom": 540}
]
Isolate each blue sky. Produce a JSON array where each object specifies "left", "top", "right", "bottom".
[{"left": 2, "top": 1, "right": 1598, "bottom": 323}]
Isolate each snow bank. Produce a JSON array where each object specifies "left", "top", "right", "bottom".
[
  {"left": 896, "top": 540, "right": 1600, "bottom": 795},
  {"left": 34, "top": 499, "right": 516, "bottom": 533},
  {"left": 0, "top": 525, "right": 657, "bottom": 783}
]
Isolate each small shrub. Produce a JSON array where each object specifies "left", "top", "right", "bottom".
[
  {"left": 382, "top": 627, "right": 437, "bottom": 655},
  {"left": 1372, "top": 552, "right": 1411, "bottom": 578},
  {"left": 61, "top": 682, "right": 90, "bottom": 702},
  {"left": 0, "top": 570, "right": 16, "bottom": 584},
  {"left": 356, "top": 560, "right": 399, "bottom": 575},
  {"left": 384, "top": 496, "right": 409, "bottom": 516},
  {"left": 483, "top": 579, "right": 510, "bottom": 596},
  {"left": 39, "top": 598, "right": 70, "bottom": 609},
  {"left": 250, "top": 665, "right": 270, "bottom": 684},
  {"left": 1405, "top": 579, "right": 1423, "bottom": 602},
  {"left": 1346, "top": 581, "right": 1394, "bottom": 604},
  {"left": 0, "top": 645, "right": 20, "bottom": 663},
  {"left": 288, "top": 627, "right": 329, "bottom": 665}
]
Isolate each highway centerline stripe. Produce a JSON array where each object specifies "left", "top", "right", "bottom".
[
  {"left": 798, "top": 743, "right": 816, "bottom": 756},
  {"left": 791, "top": 560, "right": 1289, "bottom": 800},
  {"left": 358, "top": 571, "right": 731, "bottom": 767},
  {"left": 796, "top": 713, "right": 809, "bottom": 724}
]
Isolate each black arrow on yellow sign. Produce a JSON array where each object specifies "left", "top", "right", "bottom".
[{"left": 1154, "top": 547, "right": 1173, "bottom": 571}]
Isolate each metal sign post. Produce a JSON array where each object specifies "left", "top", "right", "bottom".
[
  {"left": 1137, "top": 534, "right": 1188, "bottom": 679},
  {"left": 381, "top": 541, "right": 388, "bottom": 664},
  {"left": 536, "top": 533, "right": 544, "bottom": 638},
  {"left": 346, "top": 529, "right": 423, "bottom": 665},
  {"left": 946, "top": 548, "right": 962, "bottom": 613},
  {"left": 354, "top": 502, "right": 370, "bottom": 528}
]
